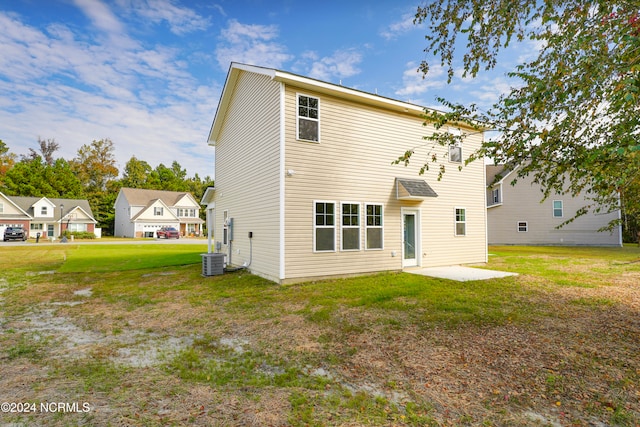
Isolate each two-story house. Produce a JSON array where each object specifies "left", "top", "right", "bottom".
[
  {"left": 0, "top": 191, "right": 97, "bottom": 239},
  {"left": 113, "top": 188, "right": 203, "bottom": 238},
  {"left": 486, "top": 164, "right": 622, "bottom": 246},
  {"left": 201, "top": 63, "right": 489, "bottom": 284}
]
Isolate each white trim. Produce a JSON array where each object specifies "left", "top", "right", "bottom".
[
  {"left": 364, "top": 203, "right": 384, "bottom": 250},
  {"left": 340, "top": 201, "right": 361, "bottom": 251},
  {"left": 296, "top": 93, "right": 320, "bottom": 143},
  {"left": 517, "top": 221, "right": 528, "bottom": 232},
  {"left": 313, "top": 200, "right": 336, "bottom": 253},
  {"left": 401, "top": 208, "right": 420, "bottom": 268},
  {"left": 552, "top": 200, "right": 564, "bottom": 218},
  {"left": 279, "top": 82, "right": 286, "bottom": 280},
  {"left": 454, "top": 207, "right": 467, "bottom": 236}
]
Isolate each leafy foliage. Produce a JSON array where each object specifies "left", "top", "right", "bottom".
[
  {"left": 410, "top": 0, "right": 640, "bottom": 230},
  {"left": 0, "top": 138, "right": 213, "bottom": 234}
]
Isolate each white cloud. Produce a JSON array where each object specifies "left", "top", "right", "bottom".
[
  {"left": 395, "top": 62, "right": 446, "bottom": 99},
  {"left": 215, "top": 19, "right": 292, "bottom": 70},
  {"left": 0, "top": 9, "right": 218, "bottom": 178},
  {"left": 119, "top": 0, "right": 211, "bottom": 35},
  {"left": 306, "top": 49, "right": 363, "bottom": 82},
  {"left": 380, "top": 11, "right": 418, "bottom": 40},
  {"left": 72, "top": 0, "right": 125, "bottom": 34}
]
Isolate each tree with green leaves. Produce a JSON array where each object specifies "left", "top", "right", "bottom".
[
  {"left": 405, "top": 1, "right": 639, "bottom": 229},
  {"left": 2, "top": 156, "right": 84, "bottom": 198},
  {"left": 71, "top": 138, "right": 119, "bottom": 193},
  {"left": 121, "top": 156, "right": 153, "bottom": 188},
  {"left": 0, "top": 139, "right": 16, "bottom": 179}
]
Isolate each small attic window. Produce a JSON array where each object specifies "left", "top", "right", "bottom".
[{"left": 41, "top": 206, "right": 48, "bottom": 215}]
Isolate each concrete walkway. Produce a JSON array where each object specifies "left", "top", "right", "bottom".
[{"left": 406, "top": 265, "right": 518, "bottom": 282}]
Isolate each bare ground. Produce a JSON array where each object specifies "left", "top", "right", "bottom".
[{"left": 0, "top": 267, "right": 639, "bottom": 426}]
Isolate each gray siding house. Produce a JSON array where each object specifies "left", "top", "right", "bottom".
[{"left": 486, "top": 165, "right": 622, "bottom": 246}]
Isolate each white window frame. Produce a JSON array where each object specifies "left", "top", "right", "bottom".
[
  {"left": 447, "top": 127, "right": 463, "bottom": 163},
  {"left": 454, "top": 207, "right": 466, "bottom": 236},
  {"left": 517, "top": 221, "right": 528, "bottom": 232},
  {"left": 68, "top": 223, "right": 87, "bottom": 232},
  {"left": 0, "top": 202, "right": 4, "bottom": 213},
  {"left": 41, "top": 206, "right": 48, "bottom": 215},
  {"left": 154, "top": 206, "right": 163, "bottom": 216},
  {"left": 313, "top": 201, "right": 336, "bottom": 253},
  {"left": 448, "top": 143, "right": 462, "bottom": 163},
  {"left": 297, "top": 93, "right": 320, "bottom": 143},
  {"left": 492, "top": 188, "right": 500, "bottom": 204},
  {"left": 553, "top": 200, "right": 563, "bottom": 218},
  {"left": 30, "top": 223, "right": 44, "bottom": 230},
  {"left": 365, "top": 203, "right": 384, "bottom": 250},
  {"left": 340, "top": 202, "right": 361, "bottom": 251}
]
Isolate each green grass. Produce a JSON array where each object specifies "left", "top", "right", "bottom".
[
  {"left": 57, "top": 243, "right": 208, "bottom": 272},
  {"left": 0, "top": 243, "right": 638, "bottom": 426}
]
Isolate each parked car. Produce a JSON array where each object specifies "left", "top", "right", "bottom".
[
  {"left": 3, "top": 226, "right": 27, "bottom": 241},
  {"left": 156, "top": 227, "right": 180, "bottom": 239}
]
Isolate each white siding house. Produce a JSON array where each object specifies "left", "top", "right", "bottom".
[
  {"left": 204, "top": 63, "right": 489, "bottom": 284},
  {"left": 486, "top": 165, "right": 622, "bottom": 246},
  {"left": 114, "top": 188, "right": 204, "bottom": 238}
]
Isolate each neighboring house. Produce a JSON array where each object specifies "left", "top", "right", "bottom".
[
  {"left": 0, "top": 191, "right": 97, "bottom": 239},
  {"left": 114, "top": 188, "right": 204, "bottom": 238},
  {"left": 486, "top": 165, "right": 622, "bottom": 246},
  {"left": 201, "top": 62, "right": 489, "bottom": 284}
]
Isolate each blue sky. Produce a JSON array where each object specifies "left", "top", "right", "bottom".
[{"left": 0, "top": 0, "right": 530, "bottom": 179}]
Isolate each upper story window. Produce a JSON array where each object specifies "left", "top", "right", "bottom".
[
  {"left": 41, "top": 206, "right": 48, "bottom": 215},
  {"left": 553, "top": 200, "right": 563, "bottom": 218},
  {"left": 154, "top": 207, "right": 163, "bottom": 216},
  {"left": 447, "top": 127, "right": 462, "bottom": 163},
  {"left": 492, "top": 188, "right": 500, "bottom": 204},
  {"left": 178, "top": 208, "right": 197, "bottom": 217},
  {"left": 449, "top": 143, "right": 462, "bottom": 163},
  {"left": 0, "top": 203, "right": 3, "bottom": 213},
  {"left": 297, "top": 94, "right": 319, "bottom": 142}
]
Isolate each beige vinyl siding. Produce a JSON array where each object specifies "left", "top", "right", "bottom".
[
  {"left": 487, "top": 173, "right": 621, "bottom": 246},
  {"left": 214, "top": 70, "right": 282, "bottom": 281},
  {"left": 283, "top": 86, "right": 487, "bottom": 281}
]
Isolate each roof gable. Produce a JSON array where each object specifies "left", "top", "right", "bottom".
[
  {"left": 0, "top": 192, "right": 32, "bottom": 219},
  {"left": 131, "top": 198, "right": 179, "bottom": 221},
  {"left": 119, "top": 187, "right": 193, "bottom": 208},
  {"left": 209, "top": 62, "right": 446, "bottom": 146}
]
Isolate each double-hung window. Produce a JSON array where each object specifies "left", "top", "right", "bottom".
[
  {"left": 553, "top": 200, "right": 563, "bottom": 217},
  {"left": 517, "top": 221, "right": 528, "bottom": 232},
  {"left": 447, "top": 127, "right": 462, "bottom": 163},
  {"left": 41, "top": 206, "right": 48, "bottom": 215},
  {"left": 365, "top": 204, "right": 383, "bottom": 249},
  {"left": 154, "top": 206, "right": 163, "bottom": 216},
  {"left": 314, "top": 202, "right": 335, "bottom": 252},
  {"left": 455, "top": 208, "right": 466, "bottom": 236},
  {"left": 449, "top": 144, "right": 462, "bottom": 163},
  {"left": 341, "top": 203, "right": 360, "bottom": 251},
  {"left": 492, "top": 188, "right": 500, "bottom": 204},
  {"left": 297, "top": 94, "right": 319, "bottom": 142}
]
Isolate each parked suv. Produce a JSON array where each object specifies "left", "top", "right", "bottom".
[
  {"left": 3, "top": 226, "right": 27, "bottom": 241},
  {"left": 156, "top": 227, "right": 180, "bottom": 239}
]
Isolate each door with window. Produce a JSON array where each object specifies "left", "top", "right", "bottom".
[{"left": 402, "top": 209, "right": 419, "bottom": 267}]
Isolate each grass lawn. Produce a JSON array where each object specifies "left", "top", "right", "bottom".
[{"left": 0, "top": 244, "right": 638, "bottom": 426}]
